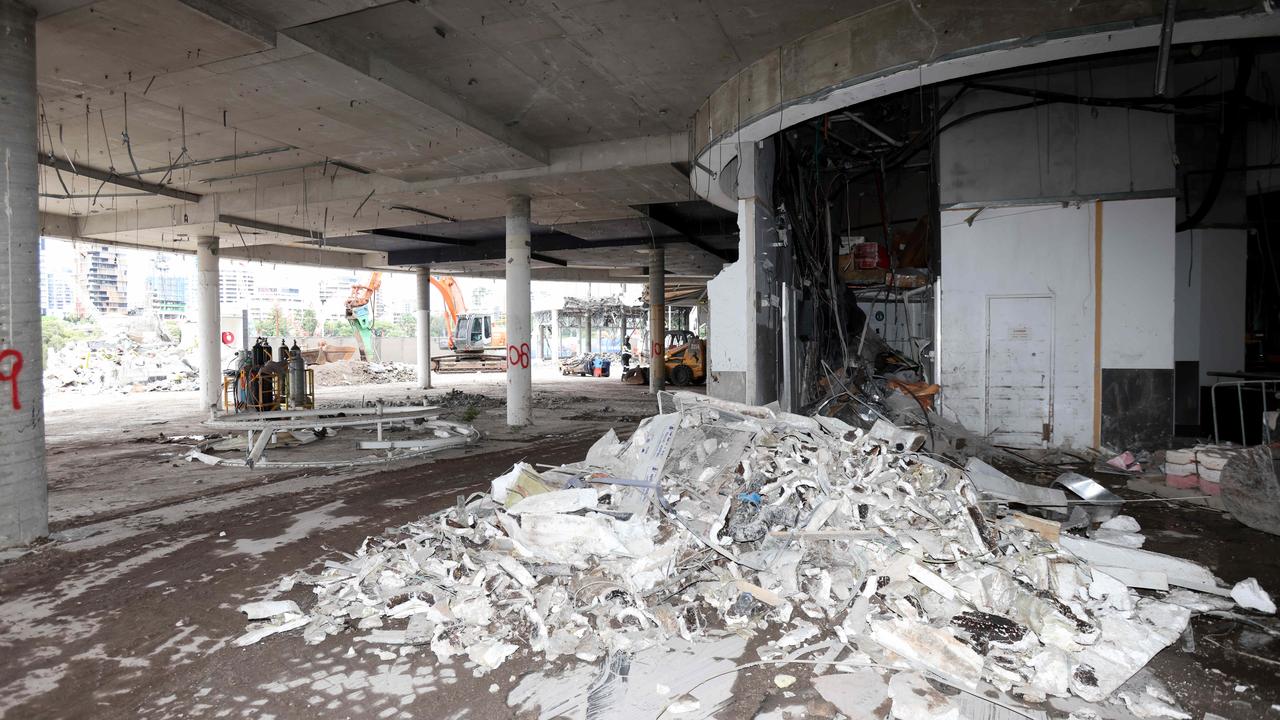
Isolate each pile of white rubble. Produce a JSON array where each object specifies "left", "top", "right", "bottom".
[
  {"left": 45, "top": 333, "right": 198, "bottom": 392},
  {"left": 238, "top": 393, "right": 1272, "bottom": 717}
]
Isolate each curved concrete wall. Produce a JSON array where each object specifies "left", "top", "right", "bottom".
[{"left": 689, "top": 0, "right": 1276, "bottom": 209}]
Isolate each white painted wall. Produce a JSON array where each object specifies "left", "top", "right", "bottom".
[
  {"left": 940, "top": 64, "right": 1175, "bottom": 206},
  {"left": 707, "top": 259, "right": 748, "bottom": 375},
  {"left": 940, "top": 199, "right": 1179, "bottom": 448},
  {"left": 707, "top": 257, "right": 748, "bottom": 402},
  {"left": 1100, "top": 198, "right": 1176, "bottom": 370},
  {"left": 939, "top": 204, "right": 1097, "bottom": 447},
  {"left": 1176, "top": 229, "right": 1248, "bottom": 385}
]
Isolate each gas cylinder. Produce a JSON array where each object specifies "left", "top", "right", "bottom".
[{"left": 288, "top": 342, "right": 307, "bottom": 408}]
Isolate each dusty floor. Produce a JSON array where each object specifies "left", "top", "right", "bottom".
[{"left": 2, "top": 375, "right": 1279, "bottom": 719}]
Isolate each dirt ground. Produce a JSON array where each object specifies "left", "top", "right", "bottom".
[{"left": 2, "top": 373, "right": 1279, "bottom": 719}]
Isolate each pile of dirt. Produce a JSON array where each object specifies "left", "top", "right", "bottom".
[{"left": 310, "top": 360, "right": 418, "bottom": 387}]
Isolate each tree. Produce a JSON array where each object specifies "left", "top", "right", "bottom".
[
  {"left": 393, "top": 313, "right": 417, "bottom": 338},
  {"left": 255, "top": 305, "right": 288, "bottom": 337},
  {"left": 299, "top": 308, "right": 318, "bottom": 336},
  {"left": 430, "top": 312, "right": 449, "bottom": 339},
  {"left": 323, "top": 318, "right": 350, "bottom": 337},
  {"left": 41, "top": 315, "right": 99, "bottom": 363}
]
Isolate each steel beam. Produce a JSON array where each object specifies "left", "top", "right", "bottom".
[{"left": 40, "top": 156, "right": 202, "bottom": 203}]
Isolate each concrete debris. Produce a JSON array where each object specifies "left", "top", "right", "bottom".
[
  {"left": 1230, "top": 577, "right": 1277, "bottom": 614},
  {"left": 240, "top": 392, "right": 1240, "bottom": 707},
  {"left": 238, "top": 600, "right": 301, "bottom": 620},
  {"left": 234, "top": 600, "right": 310, "bottom": 647},
  {"left": 1099, "top": 515, "right": 1141, "bottom": 533},
  {"left": 311, "top": 359, "right": 418, "bottom": 386},
  {"left": 888, "top": 671, "right": 959, "bottom": 720},
  {"left": 44, "top": 328, "right": 197, "bottom": 393},
  {"left": 813, "top": 668, "right": 890, "bottom": 719},
  {"left": 1116, "top": 683, "right": 1191, "bottom": 719}
]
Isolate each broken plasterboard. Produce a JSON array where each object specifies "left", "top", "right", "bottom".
[{"left": 966, "top": 457, "right": 1068, "bottom": 510}]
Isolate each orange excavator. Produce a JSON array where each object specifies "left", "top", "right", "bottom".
[{"left": 429, "top": 275, "right": 508, "bottom": 373}]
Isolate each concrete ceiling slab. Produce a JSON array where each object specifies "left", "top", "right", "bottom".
[{"left": 32, "top": 0, "right": 864, "bottom": 276}]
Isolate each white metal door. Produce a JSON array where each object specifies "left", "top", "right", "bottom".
[{"left": 985, "top": 296, "right": 1054, "bottom": 448}]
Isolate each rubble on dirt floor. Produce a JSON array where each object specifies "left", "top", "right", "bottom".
[
  {"left": 310, "top": 359, "right": 418, "bottom": 386},
  {"left": 240, "top": 393, "right": 1267, "bottom": 717},
  {"left": 430, "top": 389, "right": 504, "bottom": 410}
]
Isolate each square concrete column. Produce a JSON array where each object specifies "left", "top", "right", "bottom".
[
  {"left": 196, "top": 236, "right": 221, "bottom": 413},
  {"left": 649, "top": 246, "right": 666, "bottom": 393},
  {"left": 0, "top": 0, "right": 45, "bottom": 548},
  {"left": 506, "top": 196, "right": 532, "bottom": 426},
  {"left": 415, "top": 267, "right": 432, "bottom": 389}
]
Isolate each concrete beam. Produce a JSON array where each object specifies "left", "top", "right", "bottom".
[
  {"left": 637, "top": 204, "right": 737, "bottom": 262},
  {"left": 408, "top": 133, "right": 689, "bottom": 192},
  {"left": 364, "top": 228, "right": 476, "bottom": 248},
  {"left": 78, "top": 171, "right": 406, "bottom": 237},
  {"left": 76, "top": 133, "right": 688, "bottom": 238},
  {"left": 219, "top": 215, "right": 322, "bottom": 241},
  {"left": 221, "top": 243, "right": 385, "bottom": 269},
  {"left": 39, "top": 212, "right": 79, "bottom": 240},
  {"left": 385, "top": 233, "right": 683, "bottom": 266},
  {"left": 41, "top": 156, "right": 202, "bottom": 203},
  {"left": 284, "top": 23, "right": 548, "bottom": 165},
  {"left": 175, "top": 0, "right": 276, "bottom": 46}
]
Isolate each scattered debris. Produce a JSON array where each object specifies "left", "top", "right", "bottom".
[
  {"left": 238, "top": 392, "right": 1256, "bottom": 715},
  {"left": 1105, "top": 451, "right": 1143, "bottom": 474},
  {"left": 1230, "top": 577, "right": 1277, "bottom": 614},
  {"left": 188, "top": 404, "right": 478, "bottom": 468}
]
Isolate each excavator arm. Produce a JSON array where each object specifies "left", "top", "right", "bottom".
[
  {"left": 429, "top": 275, "right": 468, "bottom": 350},
  {"left": 345, "top": 272, "right": 383, "bottom": 361}
]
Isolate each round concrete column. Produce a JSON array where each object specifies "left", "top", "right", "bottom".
[
  {"left": 415, "top": 267, "right": 432, "bottom": 390},
  {"left": 649, "top": 246, "right": 666, "bottom": 394},
  {"left": 506, "top": 196, "right": 532, "bottom": 426},
  {"left": 0, "top": 0, "right": 45, "bottom": 548},
  {"left": 196, "top": 236, "right": 221, "bottom": 413}
]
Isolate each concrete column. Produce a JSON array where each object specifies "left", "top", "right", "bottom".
[
  {"left": 0, "top": 0, "right": 45, "bottom": 548},
  {"left": 649, "top": 246, "right": 666, "bottom": 393},
  {"left": 196, "top": 236, "right": 221, "bottom": 413},
  {"left": 415, "top": 267, "right": 432, "bottom": 390},
  {"left": 506, "top": 196, "right": 532, "bottom": 426}
]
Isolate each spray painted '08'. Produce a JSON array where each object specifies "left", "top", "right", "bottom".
[{"left": 507, "top": 343, "right": 530, "bottom": 369}]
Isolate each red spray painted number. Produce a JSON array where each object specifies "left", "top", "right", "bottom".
[
  {"left": 507, "top": 343, "right": 530, "bottom": 369},
  {"left": 0, "top": 349, "right": 23, "bottom": 410}
]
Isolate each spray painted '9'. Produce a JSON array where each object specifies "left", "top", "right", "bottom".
[{"left": 0, "top": 349, "right": 24, "bottom": 411}]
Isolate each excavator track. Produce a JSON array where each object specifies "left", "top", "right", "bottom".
[{"left": 431, "top": 353, "right": 508, "bottom": 374}]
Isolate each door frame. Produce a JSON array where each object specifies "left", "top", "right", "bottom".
[{"left": 984, "top": 293, "right": 1056, "bottom": 447}]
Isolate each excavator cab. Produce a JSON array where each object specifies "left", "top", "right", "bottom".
[{"left": 454, "top": 314, "right": 493, "bottom": 353}]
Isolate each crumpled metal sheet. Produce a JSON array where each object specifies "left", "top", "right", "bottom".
[{"left": 239, "top": 392, "right": 1216, "bottom": 709}]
